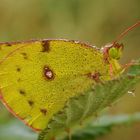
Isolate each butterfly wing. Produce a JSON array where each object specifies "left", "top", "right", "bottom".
[{"left": 0, "top": 39, "right": 109, "bottom": 130}]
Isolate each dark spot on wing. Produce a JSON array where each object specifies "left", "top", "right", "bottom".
[
  {"left": 42, "top": 40, "right": 50, "bottom": 52},
  {"left": 21, "top": 52, "right": 28, "bottom": 59},
  {"left": 6, "top": 43, "right": 12, "bottom": 46},
  {"left": 87, "top": 72, "right": 101, "bottom": 82},
  {"left": 19, "top": 89, "right": 26, "bottom": 95},
  {"left": 28, "top": 100, "right": 34, "bottom": 106},
  {"left": 21, "top": 52, "right": 27, "bottom": 56},
  {"left": 16, "top": 67, "right": 21, "bottom": 72},
  {"left": 40, "top": 108, "right": 47, "bottom": 115},
  {"left": 44, "top": 66, "right": 54, "bottom": 80}
]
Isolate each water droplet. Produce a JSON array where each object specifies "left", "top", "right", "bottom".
[{"left": 128, "top": 90, "right": 135, "bottom": 97}]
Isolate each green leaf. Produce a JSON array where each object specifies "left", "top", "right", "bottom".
[
  {"left": 38, "top": 59, "right": 140, "bottom": 140},
  {"left": 64, "top": 113, "right": 140, "bottom": 140}
]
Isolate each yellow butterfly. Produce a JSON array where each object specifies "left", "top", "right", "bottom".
[{"left": 0, "top": 21, "right": 139, "bottom": 131}]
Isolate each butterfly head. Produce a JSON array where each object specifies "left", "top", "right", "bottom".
[
  {"left": 103, "top": 21, "right": 140, "bottom": 62},
  {"left": 102, "top": 42, "right": 124, "bottom": 62},
  {"left": 108, "top": 43, "right": 123, "bottom": 60}
]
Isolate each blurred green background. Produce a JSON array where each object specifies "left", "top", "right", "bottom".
[{"left": 0, "top": 0, "right": 140, "bottom": 140}]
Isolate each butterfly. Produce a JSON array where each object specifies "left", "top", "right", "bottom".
[{"left": 0, "top": 21, "right": 139, "bottom": 131}]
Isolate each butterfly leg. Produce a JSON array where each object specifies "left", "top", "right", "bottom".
[{"left": 109, "top": 64, "right": 113, "bottom": 79}]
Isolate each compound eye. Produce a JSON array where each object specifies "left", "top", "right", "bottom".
[{"left": 109, "top": 47, "right": 122, "bottom": 60}]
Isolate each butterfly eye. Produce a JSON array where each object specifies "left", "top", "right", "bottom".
[
  {"left": 108, "top": 44, "right": 123, "bottom": 59},
  {"left": 109, "top": 47, "right": 119, "bottom": 59}
]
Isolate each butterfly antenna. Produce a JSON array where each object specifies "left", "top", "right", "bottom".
[{"left": 112, "top": 21, "right": 140, "bottom": 45}]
